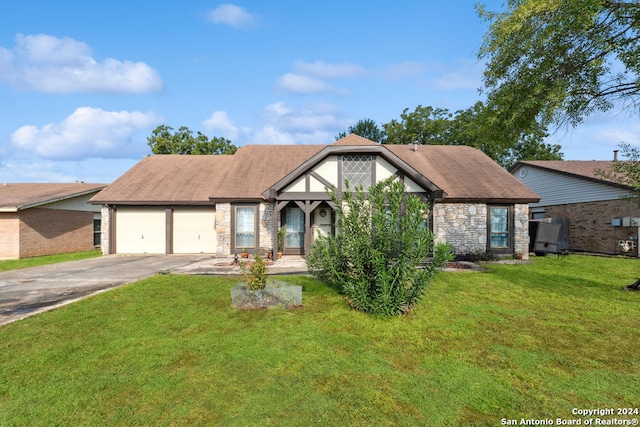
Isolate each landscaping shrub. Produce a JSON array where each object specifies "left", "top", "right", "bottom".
[
  {"left": 307, "top": 177, "right": 452, "bottom": 316},
  {"left": 240, "top": 254, "right": 268, "bottom": 290}
]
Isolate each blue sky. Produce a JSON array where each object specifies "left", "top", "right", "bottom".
[{"left": 1, "top": 1, "right": 637, "bottom": 184}]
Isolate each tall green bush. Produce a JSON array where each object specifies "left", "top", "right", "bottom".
[{"left": 307, "top": 177, "right": 452, "bottom": 316}]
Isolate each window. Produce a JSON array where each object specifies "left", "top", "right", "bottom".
[
  {"left": 489, "top": 206, "right": 510, "bottom": 249},
  {"left": 531, "top": 208, "right": 545, "bottom": 220},
  {"left": 285, "top": 207, "right": 304, "bottom": 249},
  {"left": 93, "top": 218, "right": 101, "bottom": 246},
  {"left": 342, "top": 155, "right": 372, "bottom": 189},
  {"left": 235, "top": 206, "right": 257, "bottom": 249}
]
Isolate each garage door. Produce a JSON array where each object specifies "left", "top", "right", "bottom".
[
  {"left": 116, "top": 208, "right": 166, "bottom": 254},
  {"left": 173, "top": 209, "right": 217, "bottom": 254}
]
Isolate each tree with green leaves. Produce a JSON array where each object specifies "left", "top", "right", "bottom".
[
  {"left": 381, "top": 103, "right": 562, "bottom": 168},
  {"left": 147, "top": 125, "right": 237, "bottom": 155},
  {"left": 382, "top": 105, "right": 453, "bottom": 146},
  {"left": 478, "top": 0, "right": 640, "bottom": 129},
  {"left": 306, "top": 177, "right": 452, "bottom": 317},
  {"left": 597, "top": 143, "right": 640, "bottom": 203},
  {"left": 335, "top": 118, "right": 385, "bottom": 143}
]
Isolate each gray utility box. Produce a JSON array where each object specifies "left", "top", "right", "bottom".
[{"left": 529, "top": 218, "right": 569, "bottom": 255}]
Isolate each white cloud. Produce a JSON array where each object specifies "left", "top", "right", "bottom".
[
  {"left": 207, "top": 102, "right": 350, "bottom": 146},
  {"left": 275, "top": 73, "right": 336, "bottom": 95},
  {"left": 0, "top": 34, "right": 163, "bottom": 93},
  {"left": 378, "top": 61, "right": 428, "bottom": 80},
  {"left": 207, "top": 4, "right": 258, "bottom": 29},
  {"left": 292, "top": 60, "right": 366, "bottom": 79},
  {"left": 252, "top": 125, "right": 297, "bottom": 145},
  {"left": 431, "top": 58, "right": 483, "bottom": 90},
  {"left": 276, "top": 60, "right": 366, "bottom": 95},
  {"left": 241, "top": 102, "right": 350, "bottom": 144},
  {"left": 263, "top": 102, "right": 345, "bottom": 132},
  {"left": 10, "top": 107, "right": 162, "bottom": 160},
  {"left": 203, "top": 110, "right": 252, "bottom": 141}
]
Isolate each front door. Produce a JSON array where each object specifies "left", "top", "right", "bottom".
[{"left": 284, "top": 206, "right": 304, "bottom": 254}]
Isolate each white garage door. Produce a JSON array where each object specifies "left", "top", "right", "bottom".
[
  {"left": 116, "top": 209, "right": 166, "bottom": 254},
  {"left": 173, "top": 209, "right": 217, "bottom": 254}
]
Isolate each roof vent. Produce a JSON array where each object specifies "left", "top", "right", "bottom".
[
  {"left": 614, "top": 149, "right": 619, "bottom": 161},
  {"left": 412, "top": 141, "right": 418, "bottom": 152}
]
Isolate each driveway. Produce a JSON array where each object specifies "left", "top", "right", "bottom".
[{"left": 0, "top": 254, "right": 212, "bottom": 326}]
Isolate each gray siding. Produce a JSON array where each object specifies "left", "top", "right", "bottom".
[
  {"left": 36, "top": 193, "right": 102, "bottom": 212},
  {"left": 513, "top": 165, "right": 632, "bottom": 207}
]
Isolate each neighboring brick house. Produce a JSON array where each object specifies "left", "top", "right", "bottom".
[
  {"left": 91, "top": 135, "right": 540, "bottom": 259},
  {"left": 0, "top": 183, "right": 106, "bottom": 259},
  {"left": 511, "top": 159, "right": 640, "bottom": 256}
]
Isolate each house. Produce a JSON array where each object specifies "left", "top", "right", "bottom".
[
  {"left": 0, "top": 183, "right": 106, "bottom": 259},
  {"left": 90, "top": 135, "right": 540, "bottom": 259},
  {"left": 511, "top": 158, "right": 640, "bottom": 256}
]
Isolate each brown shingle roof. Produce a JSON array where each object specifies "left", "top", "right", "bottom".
[
  {"left": 0, "top": 183, "right": 106, "bottom": 211},
  {"left": 91, "top": 142, "right": 540, "bottom": 204},
  {"left": 515, "top": 160, "right": 621, "bottom": 185},
  {"left": 387, "top": 145, "right": 540, "bottom": 202},
  {"left": 210, "top": 144, "right": 324, "bottom": 199},
  {"left": 90, "top": 155, "right": 235, "bottom": 204},
  {"left": 332, "top": 134, "right": 379, "bottom": 146}
]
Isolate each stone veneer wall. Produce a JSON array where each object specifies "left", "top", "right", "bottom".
[
  {"left": 215, "top": 203, "right": 231, "bottom": 256},
  {"left": 259, "top": 203, "right": 275, "bottom": 254},
  {"left": 100, "top": 205, "right": 110, "bottom": 254},
  {"left": 433, "top": 202, "right": 530, "bottom": 259},
  {"left": 433, "top": 203, "right": 487, "bottom": 255},
  {"left": 513, "top": 204, "right": 530, "bottom": 258},
  {"left": 215, "top": 202, "right": 274, "bottom": 257}
]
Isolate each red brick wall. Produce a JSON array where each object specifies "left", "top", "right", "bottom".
[
  {"left": 19, "top": 208, "right": 95, "bottom": 258},
  {"left": 543, "top": 199, "right": 640, "bottom": 255},
  {"left": 0, "top": 213, "right": 20, "bottom": 259}
]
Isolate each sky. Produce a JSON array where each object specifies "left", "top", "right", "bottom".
[{"left": 1, "top": 1, "right": 638, "bottom": 184}]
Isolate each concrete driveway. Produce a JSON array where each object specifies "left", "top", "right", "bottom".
[{"left": 0, "top": 254, "right": 212, "bottom": 326}]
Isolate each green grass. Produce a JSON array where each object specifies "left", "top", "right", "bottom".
[
  {"left": 0, "top": 250, "right": 101, "bottom": 272},
  {"left": 0, "top": 255, "right": 639, "bottom": 426}
]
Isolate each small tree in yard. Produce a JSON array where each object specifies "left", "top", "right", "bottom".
[{"left": 306, "top": 177, "right": 452, "bottom": 316}]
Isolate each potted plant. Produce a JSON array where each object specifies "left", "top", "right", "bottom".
[
  {"left": 277, "top": 228, "right": 285, "bottom": 258},
  {"left": 241, "top": 248, "right": 249, "bottom": 259}
]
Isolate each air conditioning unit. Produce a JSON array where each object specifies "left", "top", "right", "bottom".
[{"left": 619, "top": 240, "right": 637, "bottom": 253}]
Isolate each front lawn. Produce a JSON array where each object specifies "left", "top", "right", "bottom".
[
  {"left": 0, "top": 255, "right": 638, "bottom": 426},
  {"left": 0, "top": 250, "right": 101, "bottom": 272}
]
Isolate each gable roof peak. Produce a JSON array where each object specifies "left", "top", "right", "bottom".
[{"left": 332, "top": 134, "right": 379, "bottom": 146}]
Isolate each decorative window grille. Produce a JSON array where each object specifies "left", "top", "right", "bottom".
[{"left": 342, "top": 155, "right": 372, "bottom": 189}]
